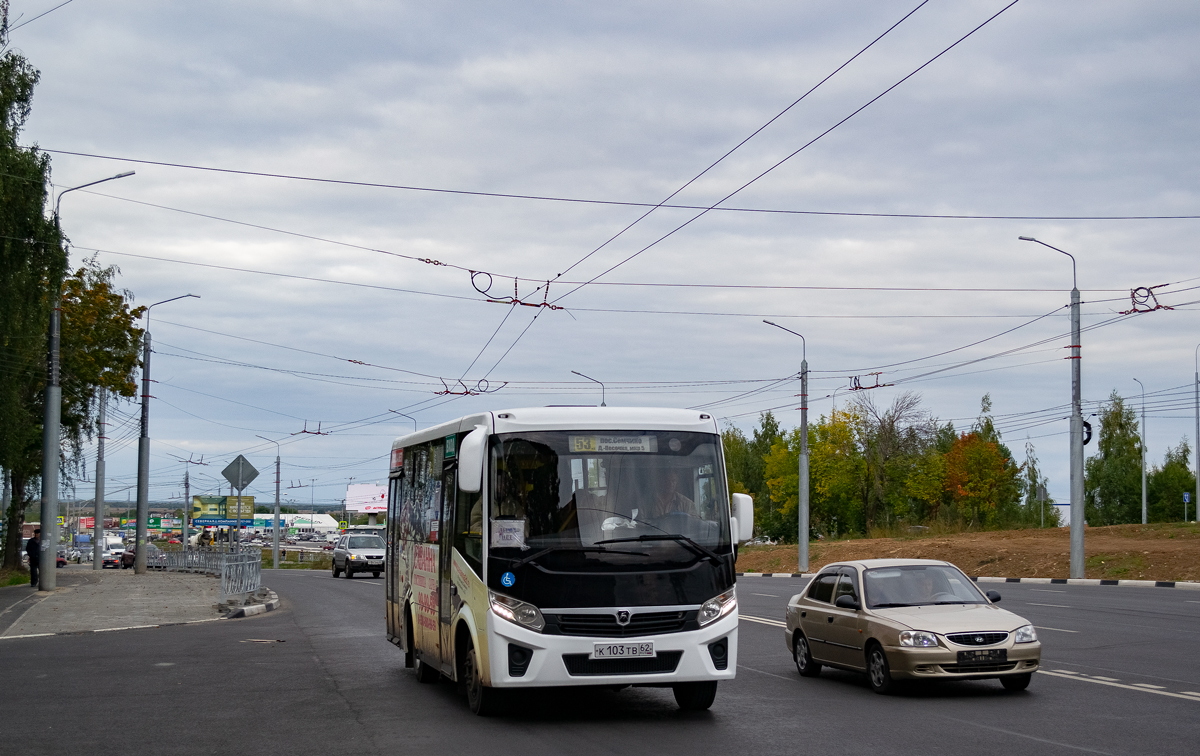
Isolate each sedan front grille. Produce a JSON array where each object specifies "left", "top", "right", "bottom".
[
  {"left": 946, "top": 632, "right": 1009, "bottom": 646},
  {"left": 940, "top": 662, "right": 1017, "bottom": 674},
  {"left": 548, "top": 611, "right": 691, "bottom": 638}
]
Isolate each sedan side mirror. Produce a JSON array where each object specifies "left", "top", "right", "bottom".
[
  {"left": 986, "top": 590, "right": 1001, "bottom": 603},
  {"left": 834, "top": 594, "right": 860, "bottom": 611}
]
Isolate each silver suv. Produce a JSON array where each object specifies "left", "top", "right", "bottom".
[{"left": 332, "top": 534, "right": 385, "bottom": 579}]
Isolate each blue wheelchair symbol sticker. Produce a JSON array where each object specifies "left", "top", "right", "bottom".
[{"left": 501, "top": 571, "right": 516, "bottom": 587}]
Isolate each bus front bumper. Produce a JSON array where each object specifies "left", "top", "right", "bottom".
[{"left": 485, "top": 609, "right": 739, "bottom": 688}]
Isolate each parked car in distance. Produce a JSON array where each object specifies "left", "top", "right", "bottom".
[
  {"left": 785, "top": 559, "right": 1041, "bottom": 694},
  {"left": 331, "top": 534, "right": 385, "bottom": 578},
  {"left": 121, "top": 544, "right": 167, "bottom": 569}
]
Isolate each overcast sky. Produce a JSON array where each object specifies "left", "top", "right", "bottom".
[{"left": 9, "top": 0, "right": 1199, "bottom": 510}]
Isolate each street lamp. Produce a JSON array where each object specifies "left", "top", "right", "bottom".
[
  {"left": 40, "top": 170, "right": 135, "bottom": 591},
  {"left": 1194, "top": 343, "right": 1199, "bottom": 523},
  {"left": 571, "top": 371, "right": 606, "bottom": 407},
  {"left": 134, "top": 294, "right": 200, "bottom": 574},
  {"left": 1133, "top": 378, "right": 1147, "bottom": 525},
  {"left": 763, "top": 320, "right": 809, "bottom": 573},
  {"left": 388, "top": 410, "right": 418, "bottom": 432},
  {"left": 1019, "top": 236, "right": 1084, "bottom": 578},
  {"left": 257, "top": 435, "right": 282, "bottom": 569}
]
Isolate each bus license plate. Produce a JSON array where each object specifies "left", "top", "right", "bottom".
[{"left": 591, "top": 642, "right": 655, "bottom": 660}]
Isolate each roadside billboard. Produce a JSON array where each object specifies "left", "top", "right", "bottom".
[{"left": 345, "top": 483, "right": 387, "bottom": 513}]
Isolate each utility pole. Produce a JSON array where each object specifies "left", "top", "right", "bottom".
[
  {"left": 134, "top": 294, "right": 199, "bottom": 574},
  {"left": 1194, "top": 343, "right": 1198, "bottom": 524},
  {"left": 1020, "top": 237, "right": 1084, "bottom": 578},
  {"left": 1134, "top": 378, "right": 1147, "bottom": 525},
  {"left": 1037, "top": 483, "right": 1047, "bottom": 529},
  {"left": 183, "top": 467, "right": 190, "bottom": 547},
  {"left": 763, "top": 320, "right": 809, "bottom": 573},
  {"left": 258, "top": 436, "right": 281, "bottom": 569},
  {"left": 92, "top": 390, "right": 106, "bottom": 570},
  {"left": 39, "top": 295, "right": 61, "bottom": 591}
]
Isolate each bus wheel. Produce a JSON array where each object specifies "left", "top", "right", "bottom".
[
  {"left": 464, "top": 640, "right": 503, "bottom": 716},
  {"left": 673, "top": 681, "right": 718, "bottom": 711},
  {"left": 414, "top": 653, "right": 440, "bottom": 684},
  {"left": 372, "top": 571, "right": 380, "bottom": 578}
]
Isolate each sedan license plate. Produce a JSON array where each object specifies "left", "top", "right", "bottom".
[
  {"left": 368, "top": 560, "right": 382, "bottom": 566},
  {"left": 591, "top": 642, "right": 655, "bottom": 660},
  {"left": 957, "top": 649, "right": 1007, "bottom": 665}
]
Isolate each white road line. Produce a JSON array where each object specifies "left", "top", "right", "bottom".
[
  {"left": 1031, "top": 589, "right": 1066, "bottom": 593},
  {"left": 1034, "top": 626, "right": 1079, "bottom": 633},
  {"left": 95, "top": 624, "right": 159, "bottom": 632},
  {"left": 1028, "top": 602, "right": 1072, "bottom": 608},
  {"left": 751, "top": 593, "right": 780, "bottom": 598},
  {"left": 1039, "top": 670, "right": 1200, "bottom": 702},
  {"left": 1132, "top": 683, "right": 1166, "bottom": 689},
  {"left": 741, "top": 614, "right": 787, "bottom": 628},
  {"left": 0, "top": 632, "right": 56, "bottom": 641}
]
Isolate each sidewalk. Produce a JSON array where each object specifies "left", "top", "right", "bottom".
[{"left": 0, "top": 566, "right": 222, "bottom": 638}]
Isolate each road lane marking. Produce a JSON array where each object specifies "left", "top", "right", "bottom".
[
  {"left": 751, "top": 593, "right": 780, "bottom": 598},
  {"left": 740, "top": 614, "right": 787, "bottom": 627},
  {"left": 95, "top": 624, "right": 159, "bottom": 632},
  {"left": 1027, "top": 602, "right": 1071, "bottom": 608},
  {"left": 1031, "top": 589, "right": 1066, "bottom": 593},
  {"left": 1181, "top": 691, "right": 1200, "bottom": 697},
  {"left": 738, "top": 664, "right": 795, "bottom": 682},
  {"left": 1034, "top": 626, "right": 1079, "bottom": 633},
  {"left": 936, "top": 715, "right": 1113, "bottom": 755},
  {"left": 1039, "top": 670, "right": 1200, "bottom": 702},
  {"left": 0, "top": 633, "right": 56, "bottom": 640},
  {"left": 1132, "top": 683, "right": 1165, "bottom": 689}
]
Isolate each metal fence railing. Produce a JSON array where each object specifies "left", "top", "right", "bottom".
[{"left": 163, "top": 546, "right": 262, "bottom": 598}]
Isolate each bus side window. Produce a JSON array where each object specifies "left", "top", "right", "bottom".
[{"left": 455, "top": 483, "right": 483, "bottom": 577}]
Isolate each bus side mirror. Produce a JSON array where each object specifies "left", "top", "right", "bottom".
[
  {"left": 731, "top": 493, "right": 754, "bottom": 543},
  {"left": 457, "top": 424, "right": 489, "bottom": 494}
]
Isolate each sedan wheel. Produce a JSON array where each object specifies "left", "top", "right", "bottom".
[
  {"left": 867, "top": 644, "right": 895, "bottom": 694},
  {"left": 332, "top": 561, "right": 341, "bottom": 578},
  {"left": 1001, "top": 672, "right": 1032, "bottom": 692},
  {"left": 794, "top": 634, "right": 821, "bottom": 678}
]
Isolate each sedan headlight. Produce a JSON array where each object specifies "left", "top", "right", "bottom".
[
  {"left": 899, "top": 630, "right": 938, "bottom": 648},
  {"left": 699, "top": 587, "right": 737, "bottom": 627},
  {"left": 489, "top": 591, "right": 545, "bottom": 632},
  {"left": 1014, "top": 624, "right": 1038, "bottom": 643}
]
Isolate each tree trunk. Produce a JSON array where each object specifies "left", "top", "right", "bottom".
[{"left": 2, "top": 472, "right": 28, "bottom": 569}]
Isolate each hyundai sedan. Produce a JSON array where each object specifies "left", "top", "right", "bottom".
[{"left": 784, "top": 559, "right": 1041, "bottom": 694}]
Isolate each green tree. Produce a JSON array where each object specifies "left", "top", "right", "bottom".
[
  {"left": 722, "top": 412, "right": 781, "bottom": 537},
  {"left": 1147, "top": 439, "right": 1195, "bottom": 522},
  {"left": 1084, "top": 391, "right": 1142, "bottom": 526},
  {"left": 0, "top": 7, "right": 143, "bottom": 566},
  {"left": 854, "top": 392, "right": 936, "bottom": 529},
  {"left": 1021, "top": 441, "right": 1058, "bottom": 527}
]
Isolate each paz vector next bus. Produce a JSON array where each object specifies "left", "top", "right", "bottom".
[{"left": 384, "top": 407, "right": 754, "bottom": 714}]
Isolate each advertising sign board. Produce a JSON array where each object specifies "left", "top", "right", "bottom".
[{"left": 345, "top": 483, "right": 388, "bottom": 513}]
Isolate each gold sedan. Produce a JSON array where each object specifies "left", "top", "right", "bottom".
[{"left": 783, "top": 559, "right": 1041, "bottom": 694}]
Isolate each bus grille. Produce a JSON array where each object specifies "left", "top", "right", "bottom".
[
  {"left": 550, "top": 611, "right": 691, "bottom": 637},
  {"left": 562, "top": 651, "right": 683, "bottom": 676}
]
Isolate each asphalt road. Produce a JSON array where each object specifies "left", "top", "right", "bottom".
[{"left": 2, "top": 570, "right": 1198, "bottom": 755}]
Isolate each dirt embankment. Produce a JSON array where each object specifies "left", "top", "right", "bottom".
[{"left": 736, "top": 523, "right": 1200, "bottom": 582}]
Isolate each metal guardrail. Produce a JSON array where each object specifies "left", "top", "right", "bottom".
[{"left": 164, "top": 546, "right": 262, "bottom": 598}]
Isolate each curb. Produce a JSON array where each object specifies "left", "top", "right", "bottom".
[
  {"left": 225, "top": 590, "right": 280, "bottom": 619},
  {"left": 735, "top": 572, "right": 1200, "bottom": 589},
  {"left": 0, "top": 616, "right": 224, "bottom": 641}
]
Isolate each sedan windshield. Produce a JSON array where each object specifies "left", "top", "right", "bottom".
[
  {"left": 348, "top": 536, "right": 385, "bottom": 549},
  {"left": 863, "top": 564, "right": 988, "bottom": 608},
  {"left": 489, "top": 430, "right": 731, "bottom": 560}
]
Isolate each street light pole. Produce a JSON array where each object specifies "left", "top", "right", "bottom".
[
  {"left": 764, "top": 320, "right": 809, "bottom": 573},
  {"left": 134, "top": 294, "right": 200, "bottom": 574},
  {"left": 256, "top": 436, "right": 282, "bottom": 569},
  {"left": 1133, "top": 378, "right": 1147, "bottom": 525},
  {"left": 92, "top": 390, "right": 106, "bottom": 571},
  {"left": 571, "top": 371, "right": 606, "bottom": 407},
  {"left": 1194, "top": 343, "right": 1199, "bottom": 524},
  {"left": 1020, "top": 237, "right": 1085, "bottom": 578},
  {"left": 41, "top": 170, "right": 135, "bottom": 590}
]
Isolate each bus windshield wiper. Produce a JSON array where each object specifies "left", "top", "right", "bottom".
[
  {"left": 594, "top": 534, "right": 723, "bottom": 564},
  {"left": 509, "top": 546, "right": 648, "bottom": 569}
]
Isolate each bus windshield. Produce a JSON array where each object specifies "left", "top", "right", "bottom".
[{"left": 489, "top": 430, "right": 731, "bottom": 559}]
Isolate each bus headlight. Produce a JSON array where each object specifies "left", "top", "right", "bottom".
[
  {"left": 699, "top": 587, "right": 737, "bottom": 627},
  {"left": 489, "top": 591, "right": 545, "bottom": 633}
]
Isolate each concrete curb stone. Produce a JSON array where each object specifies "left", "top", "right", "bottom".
[{"left": 225, "top": 589, "right": 280, "bottom": 619}]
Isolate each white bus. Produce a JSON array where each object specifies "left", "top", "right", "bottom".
[{"left": 385, "top": 407, "right": 753, "bottom": 715}]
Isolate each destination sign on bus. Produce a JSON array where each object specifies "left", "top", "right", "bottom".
[{"left": 568, "top": 435, "right": 657, "bottom": 453}]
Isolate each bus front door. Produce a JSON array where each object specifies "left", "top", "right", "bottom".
[{"left": 438, "top": 462, "right": 457, "bottom": 674}]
